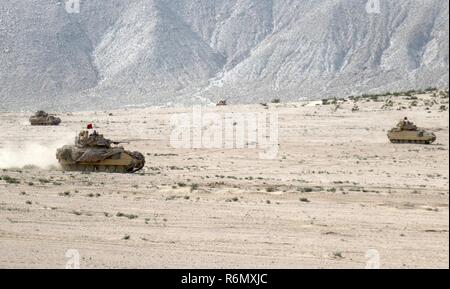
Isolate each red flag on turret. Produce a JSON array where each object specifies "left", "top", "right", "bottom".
[{"left": 87, "top": 123, "right": 93, "bottom": 130}]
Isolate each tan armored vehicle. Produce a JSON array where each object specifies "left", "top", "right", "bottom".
[
  {"left": 56, "top": 130, "right": 145, "bottom": 173},
  {"left": 216, "top": 100, "right": 227, "bottom": 106},
  {"left": 387, "top": 118, "right": 436, "bottom": 144},
  {"left": 29, "top": 111, "right": 61, "bottom": 126}
]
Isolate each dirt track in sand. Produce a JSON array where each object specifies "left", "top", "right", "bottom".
[{"left": 0, "top": 93, "right": 448, "bottom": 268}]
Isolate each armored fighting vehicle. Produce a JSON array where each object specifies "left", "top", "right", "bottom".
[
  {"left": 387, "top": 118, "right": 436, "bottom": 144},
  {"left": 29, "top": 111, "right": 61, "bottom": 126},
  {"left": 56, "top": 130, "right": 145, "bottom": 173},
  {"left": 216, "top": 100, "right": 227, "bottom": 106}
]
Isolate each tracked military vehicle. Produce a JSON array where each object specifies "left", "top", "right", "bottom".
[
  {"left": 29, "top": 111, "right": 61, "bottom": 126},
  {"left": 387, "top": 118, "right": 436, "bottom": 144},
  {"left": 216, "top": 100, "right": 227, "bottom": 106},
  {"left": 56, "top": 130, "right": 145, "bottom": 173}
]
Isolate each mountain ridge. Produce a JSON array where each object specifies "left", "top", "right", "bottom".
[{"left": 0, "top": 0, "right": 448, "bottom": 111}]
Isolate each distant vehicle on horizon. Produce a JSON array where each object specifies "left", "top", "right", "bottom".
[{"left": 29, "top": 111, "right": 61, "bottom": 126}]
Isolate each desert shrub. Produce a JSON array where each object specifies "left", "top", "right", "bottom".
[{"left": 1, "top": 175, "right": 20, "bottom": 184}]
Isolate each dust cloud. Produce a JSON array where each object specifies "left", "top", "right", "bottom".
[{"left": 0, "top": 134, "right": 75, "bottom": 169}]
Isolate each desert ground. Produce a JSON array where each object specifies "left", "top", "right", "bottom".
[{"left": 0, "top": 90, "right": 448, "bottom": 268}]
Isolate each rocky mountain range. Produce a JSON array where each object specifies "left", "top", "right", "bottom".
[{"left": 0, "top": 0, "right": 448, "bottom": 111}]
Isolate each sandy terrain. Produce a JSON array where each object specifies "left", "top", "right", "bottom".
[{"left": 0, "top": 91, "right": 448, "bottom": 268}]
